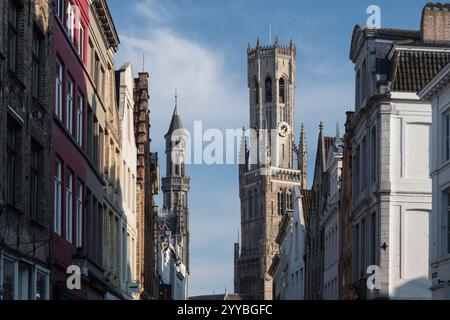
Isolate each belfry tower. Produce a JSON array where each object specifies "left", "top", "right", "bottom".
[
  {"left": 161, "top": 96, "right": 190, "bottom": 271},
  {"left": 234, "top": 37, "right": 307, "bottom": 300}
]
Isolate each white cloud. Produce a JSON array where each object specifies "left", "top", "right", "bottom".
[{"left": 117, "top": 24, "right": 247, "bottom": 155}]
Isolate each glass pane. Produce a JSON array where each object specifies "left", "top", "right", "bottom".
[
  {"left": 3, "top": 259, "right": 15, "bottom": 300},
  {"left": 8, "top": 2, "right": 17, "bottom": 25},
  {"left": 35, "top": 272, "right": 48, "bottom": 300},
  {"left": 18, "top": 263, "right": 32, "bottom": 300}
]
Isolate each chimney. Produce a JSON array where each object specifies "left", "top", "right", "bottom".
[{"left": 421, "top": 3, "right": 450, "bottom": 41}]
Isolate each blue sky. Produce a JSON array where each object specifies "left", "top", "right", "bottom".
[{"left": 108, "top": 0, "right": 431, "bottom": 296}]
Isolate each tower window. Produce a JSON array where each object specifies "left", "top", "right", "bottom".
[
  {"left": 254, "top": 78, "right": 259, "bottom": 105},
  {"left": 279, "top": 78, "right": 285, "bottom": 103},
  {"left": 265, "top": 77, "right": 272, "bottom": 103}
]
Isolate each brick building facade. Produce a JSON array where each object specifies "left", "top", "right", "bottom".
[
  {"left": 134, "top": 72, "right": 159, "bottom": 300},
  {"left": 0, "top": 0, "right": 53, "bottom": 300}
]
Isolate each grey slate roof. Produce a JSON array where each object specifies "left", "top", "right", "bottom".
[{"left": 165, "top": 106, "right": 183, "bottom": 138}]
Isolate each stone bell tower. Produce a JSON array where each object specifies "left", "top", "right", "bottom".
[
  {"left": 161, "top": 95, "right": 190, "bottom": 271},
  {"left": 234, "top": 36, "right": 307, "bottom": 300}
]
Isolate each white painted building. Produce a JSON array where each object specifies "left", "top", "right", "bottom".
[
  {"left": 157, "top": 213, "right": 189, "bottom": 300},
  {"left": 347, "top": 24, "right": 436, "bottom": 299},
  {"left": 116, "top": 63, "right": 138, "bottom": 299},
  {"left": 270, "top": 186, "right": 307, "bottom": 300},
  {"left": 419, "top": 62, "right": 450, "bottom": 300},
  {"left": 322, "top": 131, "right": 342, "bottom": 300}
]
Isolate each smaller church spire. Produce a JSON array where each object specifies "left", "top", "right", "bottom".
[
  {"left": 299, "top": 123, "right": 308, "bottom": 189},
  {"left": 174, "top": 88, "right": 178, "bottom": 113},
  {"left": 274, "top": 33, "right": 279, "bottom": 46},
  {"left": 256, "top": 37, "right": 260, "bottom": 48},
  {"left": 289, "top": 38, "right": 295, "bottom": 49}
]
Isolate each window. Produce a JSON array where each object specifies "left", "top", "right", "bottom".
[
  {"left": 357, "top": 145, "right": 361, "bottom": 194},
  {"left": 32, "top": 31, "right": 41, "bottom": 98},
  {"left": 99, "top": 127, "right": 104, "bottom": 171},
  {"left": 279, "top": 78, "right": 285, "bottom": 103},
  {"left": 362, "top": 136, "right": 367, "bottom": 191},
  {"left": 445, "top": 112, "right": 450, "bottom": 162},
  {"left": 67, "top": 3, "right": 75, "bottom": 44},
  {"left": 76, "top": 93, "right": 83, "bottom": 146},
  {"left": 371, "top": 126, "right": 377, "bottom": 183},
  {"left": 2, "top": 258, "right": 15, "bottom": 300},
  {"left": 54, "top": 159, "right": 62, "bottom": 234},
  {"left": 353, "top": 224, "right": 360, "bottom": 280},
  {"left": 85, "top": 189, "right": 91, "bottom": 253},
  {"left": 6, "top": 118, "right": 19, "bottom": 205},
  {"left": 55, "top": 59, "right": 63, "bottom": 120},
  {"left": 65, "top": 169, "right": 73, "bottom": 243},
  {"left": 56, "top": 0, "right": 65, "bottom": 22},
  {"left": 35, "top": 270, "right": 49, "bottom": 300},
  {"left": 100, "top": 66, "right": 106, "bottom": 99},
  {"left": 265, "top": 77, "right": 272, "bottom": 103},
  {"left": 76, "top": 182, "right": 83, "bottom": 247},
  {"left": 361, "top": 59, "right": 367, "bottom": 103},
  {"left": 360, "top": 218, "right": 366, "bottom": 278},
  {"left": 370, "top": 212, "right": 377, "bottom": 265},
  {"left": 18, "top": 262, "right": 32, "bottom": 300},
  {"left": 277, "top": 192, "right": 282, "bottom": 215},
  {"left": 295, "top": 222, "right": 299, "bottom": 260},
  {"left": 86, "top": 105, "right": 93, "bottom": 158},
  {"left": 355, "top": 70, "right": 361, "bottom": 108},
  {"left": 8, "top": 0, "right": 18, "bottom": 72},
  {"left": 447, "top": 193, "right": 450, "bottom": 254},
  {"left": 77, "top": 23, "right": 84, "bottom": 60},
  {"left": 93, "top": 117, "right": 99, "bottom": 169},
  {"left": 127, "top": 105, "right": 131, "bottom": 142},
  {"left": 30, "top": 142, "right": 42, "bottom": 221},
  {"left": 66, "top": 77, "right": 74, "bottom": 134},
  {"left": 254, "top": 78, "right": 259, "bottom": 105},
  {"left": 94, "top": 53, "right": 100, "bottom": 88}
]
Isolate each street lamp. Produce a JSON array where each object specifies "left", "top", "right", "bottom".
[{"left": 72, "top": 247, "right": 88, "bottom": 276}]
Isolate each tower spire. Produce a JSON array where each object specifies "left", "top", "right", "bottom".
[{"left": 175, "top": 88, "right": 178, "bottom": 113}]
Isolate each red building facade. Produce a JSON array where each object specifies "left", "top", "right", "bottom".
[{"left": 51, "top": 0, "right": 91, "bottom": 300}]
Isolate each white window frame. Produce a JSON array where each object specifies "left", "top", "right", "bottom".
[
  {"left": 0, "top": 255, "right": 50, "bottom": 301},
  {"left": 76, "top": 93, "right": 83, "bottom": 146},
  {"left": 76, "top": 182, "right": 83, "bottom": 248},
  {"left": 67, "top": 4, "right": 75, "bottom": 44},
  {"left": 55, "top": 60, "right": 63, "bottom": 120},
  {"left": 65, "top": 171, "right": 73, "bottom": 243},
  {"left": 34, "top": 266, "right": 50, "bottom": 300},
  {"left": 77, "top": 22, "right": 84, "bottom": 60},
  {"left": 54, "top": 159, "right": 62, "bottom": 235},
  {"left": 66, "top": 78, "right": 73, "bottom": 134}
]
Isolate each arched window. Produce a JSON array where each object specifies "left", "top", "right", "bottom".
[
  {"left": 279, "top": 77, "right": 285, "bottom": 103},
  {"left": 265, "top": 77, "right": 272, "bottom": 103},
  {"left": 254, "top": 77, "right": 259, "bottom": 105},
  {"left": 277, "top": 192, "right": 282, "bottom": 215}
]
